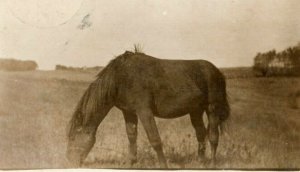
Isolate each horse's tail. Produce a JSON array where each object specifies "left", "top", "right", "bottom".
[
  {"left": 216, "top": 88, "right": 230, "bottom": 122},
  {"left": 206, "top": 68, "right": 230, "bottom": 135},
  {"left": 217, "top": 91, "right": 230, "bottom": 135}
]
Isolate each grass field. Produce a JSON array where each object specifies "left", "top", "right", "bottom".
[{"left": 0, "top": 69, "right": 299, "bottom": 169}]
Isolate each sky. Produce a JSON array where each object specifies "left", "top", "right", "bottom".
[{"left": 1, "top": 0, "right": 300, "bottom": 70}]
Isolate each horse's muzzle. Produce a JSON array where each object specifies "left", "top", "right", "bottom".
[{"left": 66, "top": 147, "right": 85, "bottom": 168}]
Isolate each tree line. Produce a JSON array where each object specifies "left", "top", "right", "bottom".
[
  {"left": 55, "top": 64, "right": 102, "bottom": 72},
  {"left": 0, "top": 59, "right": 38, "bottom": 71},
  {"left": 253, "top": 42, "right": 300, "bottom": 76}
]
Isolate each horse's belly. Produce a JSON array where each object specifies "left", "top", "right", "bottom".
[{"left": 154, "top": 90, "right": 205, "bottom": 118}]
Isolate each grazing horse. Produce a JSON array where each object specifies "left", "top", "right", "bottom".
[{"left": 66, "top": 51, "right": 230, "bottom": 168}]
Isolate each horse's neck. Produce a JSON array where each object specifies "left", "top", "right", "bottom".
[{"left": 92, "top": 103, "right": 114, "bottom": 126}]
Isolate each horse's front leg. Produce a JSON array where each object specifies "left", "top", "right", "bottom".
[
  {"left": 137, "top": 108, "right": 168, "bottom": 168},
  {"left": 122, "top": 111, "right": 138, "bottom": 165}
]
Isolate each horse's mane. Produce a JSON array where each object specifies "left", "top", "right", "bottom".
[{"left": 68, "top": 51, "right": 137, "bottom": 138}]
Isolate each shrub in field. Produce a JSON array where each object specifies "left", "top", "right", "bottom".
[{"left": 0, "top": 58, "right": 38, "bottom": 71}]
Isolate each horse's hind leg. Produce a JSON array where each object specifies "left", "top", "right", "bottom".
[
  {"left": 122, "top": 111, "right": 138, "bottom": 165},
  {"left": 207, "top": 105, "right": 220, "bottom": 164},
  {"left": 137, "top": 108, "right": 167, "bottom": 168},
  {"left": 190, "top": 109, "right": 206, "bottom": 160}
]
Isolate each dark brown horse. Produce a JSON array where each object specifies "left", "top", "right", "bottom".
[{"left": 67, "top": 51, "right": 230, "bottom": 168}]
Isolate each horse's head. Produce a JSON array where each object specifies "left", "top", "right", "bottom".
[
  {"left": 66, "top": 110, "right": 97, "bottom": 167},
  {"left": 66, "top": 57, "right": 119, "bottom": 166},
  {"left": 66, "top": 80, "right": 114, "bottom": 166}
]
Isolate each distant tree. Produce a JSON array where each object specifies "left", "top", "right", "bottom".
[
  {"left": 55, "top": 65, "right": 68, "bottom": 70},
  {"left": 253, "top": 50, "right": 276, "bottom": 76},
  {"left": 0, "top": 59, "right": 38, "bottom": 71}
]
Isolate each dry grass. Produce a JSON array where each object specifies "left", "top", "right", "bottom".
[{"left": 0, "top": 70, "right": 299, "bottom": 169}]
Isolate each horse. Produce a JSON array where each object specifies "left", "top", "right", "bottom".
[{"left": 66, "top": 51, "right": 230, "bottom": 168}]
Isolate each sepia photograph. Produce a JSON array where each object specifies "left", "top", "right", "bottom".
[{"left": 0, "top": 0, "right": 300, "bottom": 170}]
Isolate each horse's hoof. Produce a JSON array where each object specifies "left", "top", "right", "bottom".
[
  {"left": 130, "top": 159, "right": 137, "bottom": 166},
  {"left": 208, "top": 159, "right": 216, "bottom": 168},
  {"left": 197, "top": 151, "right": 206, "bottom": 162},
  {"left": 197, "top": 156, "right": 207, "bottom": 163},
  {"left": 159, "top": 163, "right": 168, "bottom": 169}
]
